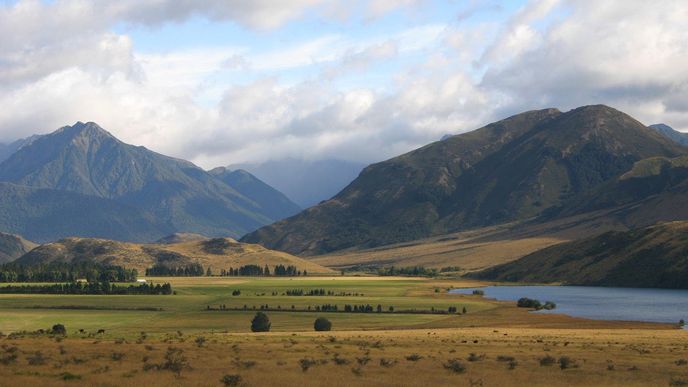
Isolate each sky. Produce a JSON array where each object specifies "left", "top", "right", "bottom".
[{"left": 0, "top": 0, "right": 687, "bottom": 168}]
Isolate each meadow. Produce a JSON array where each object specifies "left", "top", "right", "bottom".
[{"left": 0, "top": 276, "right": 685, "bottom": 386}]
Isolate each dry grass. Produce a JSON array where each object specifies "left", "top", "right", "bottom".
[{"left": 1, "top": 327, "right": 686, "bottom": 386}]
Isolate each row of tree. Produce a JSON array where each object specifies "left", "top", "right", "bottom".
[
  {"left": 218, "top": 264, "right": 306, "bottom": 277},
  {"left": 0, "top": 281, "right": 172, "bottom": 295},
  {"left": 0, "top": 261, "right": 138, "bottom": 283},
  {"left": 145, "top": 264, "right": 204, "bottom": 277}
]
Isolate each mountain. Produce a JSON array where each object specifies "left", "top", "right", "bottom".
[
  {"left": 0, "top": 122, "right": 297, "bottom": 240},
  {"left": 0, "top": 232, "right": 37, "bottom": 264},
  {"left": 230, "top": 158, "right": 366, "bottom": 208},
  {"left": 209, "top": 167, "right": 301, "bottom": 220},
  {"left": 16, "top": 237, "right": 335, "bottom": 275},
  {"left": 0, "top": 182, "right": 171, "bottom": 243},
  {"left": 650, "top": 123, "right": 688, "bottom": 146},
  {"left": 242, "top": 105, "right": 687, "bottom": 256},
  {"left": 0, "top": 135, "right": 41, "bottom": 163},
  {"left": 469, "top": 221, "right": 688, "bottom": 289}
]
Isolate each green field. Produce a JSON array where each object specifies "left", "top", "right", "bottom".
[{"left": 0, "top": 276, "right": 498, "bottom": 337}]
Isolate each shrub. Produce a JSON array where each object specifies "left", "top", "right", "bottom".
[
  {"left": 542, "top": 301, "right": 557, "bottom": 310},
  {"left": 299, "top": 358, "right": 317, "bottom": 372},
  {"left": 221, "top": 374, "right": 242, "bottom": 387},
  {"left": 467, "top": 353, "right": 485, "bottom": 362},
  {"left": 472, "top": 290, "right": 484, "bottom": 296},
  {"left": 250, "top": 312, "right": 271, "bottom": 332},
  {"left": 517, "top": 297, "right": 542, "bottom": 309},
  {"left": 558, "top": 356, "right": 576, "bottom": 370},
  {"left": 162, "top": 347, "right": 189, "bottom": 376},
  {"left": 508, "top": 360, "right": 518, "bottom": 370},
  {"left": 405, "top": 354, "right": 423, "bottom": 361},
  {"left": 27, "top": 351, "right": 47, "bottom": 365},
  {"left": 51, "top": 324, "right": 67, "bottom": 336},
  {"left": 60, "top": 372, "right": 81, "bottom": 381},
  {"left": 680, "top": 319, "right": 685, "bottom": 327},
  {"left": 379, "top": 358, "right": 397, "bottom": 368},
  {"left": 497, "top": 355, "right": 515, "bottom": 362},
  {"left": 539, "top": 355, "right": 556, "bottom": 366},
  {"left": 676, "top": 359, "right": 688, "bottom": 366},
  {"left": 443, "top": 359, "right": 466, "bottom": 374},
  {"left": 195, "top": 336, "right": 206, "bottom": 347},
  {"left": 314, "top": 317, "right": 332, "bottom": 332}
]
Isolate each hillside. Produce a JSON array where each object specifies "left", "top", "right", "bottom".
[
  {"left": 0, "top": 232, "right": 37, "bottom": 264},
  {"left": 243, "top": 105, "right": 686, "bottom": 255},
  {"left": 469, "top": 221, "right": 688, "bottom": 289},
  {"left": 15, "top": 237, "right": 334, "bottom": 275},
  {"left": 156, "top": 233, "right": 209, "bottom": 244},
  {"left": 0, "top": 122, "right": 299, "bottom": 240},
  {"left": 651, "top": 123, "right": 688, "bottom": 146},
  {"left": 0, "top": 182, "right": 171, "bottom": 243},
  {"left": 209, "top": 167, "right": 300, "bottom": 220}
]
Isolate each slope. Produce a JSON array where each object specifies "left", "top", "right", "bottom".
[
  {"left": 650, "top": 123, "right": 688, "bottom": 146},
  {"left": 209, "top": 167, "right": 300, "bottom": 221},
  {"left": 0, "top": 232, "right": 37, "bottom": 264},
  {"left": 243, "top": 105, "right": 686, "bottom": 255},
  {"left": 469, "top": 221, "right": 688, "bottom": 289}
]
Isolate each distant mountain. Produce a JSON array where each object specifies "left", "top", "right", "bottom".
[
  {"left": 242, "top": 105, "right": 687, "bottom": 256},
  {"left": 469, "top": 221, "right": 688, "bottom": 289},
  {"left": 0, "top": 182, "right": 171, "bottom": 243},
  {"left": 16, "top": 237, "right": 335, "bottom": 275},
  {"left": 650, "top": 123, "right": 688, "bottom": 146},
  {"left": 230, "top": 158, "right": 366, "bottom": 208},
  {"left": 0, "top": 135, "right": 42, "bottom": 163},
  {"left": 0, "top": 232, "right": 37, "bottom": 264},
  {"left": 209, "top": 167, "right": 301, "bottom": 220},
  {"left": 0, "top": 122, "right": 298, "bottom": 240}
]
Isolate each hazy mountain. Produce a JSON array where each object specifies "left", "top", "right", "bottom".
[
  {"left": 0, "top": 182, "right": 172, "bottom": 243},
  {"left": 15, "top": 237, "right": 334, "bottom": 275},
  {"left": 0, "top": 122, "right": 298, "bottom": 240},
  {"left": 242, "top": 105, "right": 687, "bottom": 256},
  {"left": 209, "top": 167, "right": 301, "bottom": 220},
  {"left": 469, "top": 221, "right": 688, "bottom": 289},
  {"left": 0, "top": 135, "right": 42, "bottom": 163},
  {"left": 156, "top": 233, "right": 209, "bottom": 244},
  {"left": 650, "top": 123, "right": 688, "bottom": 146},
  {"left": 230, "top": 158, "right": 366, "bottom": 208},
  {"left": 0, "top": 232, "right": 37, "bottom": 264}
]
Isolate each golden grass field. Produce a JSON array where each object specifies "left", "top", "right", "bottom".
[{"left": 0, "top": 277, "right": 685, "bottom": 386}]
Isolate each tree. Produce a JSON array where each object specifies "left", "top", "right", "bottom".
[
  {"left": 51, "top": 324, "right": 67, "bottom": 335},
  {"left": 206, "top": 267, "right": 212, "bottom": 276},
  {"left": 313, "top": 317, "right": 332, "bottom": 331},
  {"left": 250, "top": 312, "right": 271, "bottom": 332}
]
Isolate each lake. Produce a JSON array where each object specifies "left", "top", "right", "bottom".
[{"left": 450, "top": 285, "right": 688, "bottom": 326}]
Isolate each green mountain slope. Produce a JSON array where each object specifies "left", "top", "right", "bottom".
[
  {"left": 0, "top": 182, "right": 172, "bottom": 243},
  {"left": 242, "top": 105, "right": 686, "bottom": 255},
  {"left": 209, "top": 167, "right": 301, "bottom": 221},
  {"left": 0, "top": 232, "right": 37, "bottom": 264},
  {"left": 469, "top": 221, "right": 688, "bottom": 289},
  {"left": 0, "top": 122, "right": 290, "bottom": 239}
]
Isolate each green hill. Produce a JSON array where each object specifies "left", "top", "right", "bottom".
[
  {"left": 469, "top": 221, "right": 688, "bottom": 289},
  {"left": 242, "top": 105, "right": 686, "bottom": 255}
]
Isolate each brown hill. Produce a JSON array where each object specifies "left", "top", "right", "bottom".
[
  {"left": 0, "top": 232, "right": 37, "bottom": 264},
  {"left": 15, "top": 237, "right": 334, "bottom": 275}
]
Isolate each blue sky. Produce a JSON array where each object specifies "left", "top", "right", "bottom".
[{"left": 0, "top": 1, "right": 686, "bottom": 168}]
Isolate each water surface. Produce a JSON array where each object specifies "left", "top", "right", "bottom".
[{"left": 450, "top": 285, "right": 688, "bottom": 326}]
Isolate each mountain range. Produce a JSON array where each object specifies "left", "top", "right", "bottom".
[
  {"left": 242, "top": 105, "right": 688, "bottom": 256},
  {"left": 230, "top": 158, "right": 366, "bottom": 208},
  {"left": 0, "top": 232, "right": 37, "bottom": 264},
  {"left": 0, "top": 122, "right": 299, "bottom": 242},
  {"left": 650, "top": 123, "right": 688, "bottom": 146}
]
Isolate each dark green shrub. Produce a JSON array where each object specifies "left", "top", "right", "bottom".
[
  {"left": 405, "top": 354, "right": 422, "bottom": 361},
  {"left": 443, "top": 359, "right": 466, "bottom": 373},
  {"left": 221, "top": 374, "right": 242, "bottom": 386},
  {"left": 539, "top": 355, "right": 556, "bottom": 366},
  {"left": 51, "top": 324, "right": 67, "bottom": 336},
  {"left": 313, "top": 317, "right": 332, "bottom": 332},
  {"left": 250, "top": 312, "right": 271, "bottom": 332}
]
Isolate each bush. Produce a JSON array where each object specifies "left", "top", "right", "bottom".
[
  {"left": 443, "top": 359, "right": 466, "bottom": 373},
  {"left": 313, "top": 317, "right": 332, "bottom": 332},
  {"left": 405, "top": 354, "right": 422, "bottom": 361},
  {"left": 467, "top": 353, "right": 485, "bottom": 362},
  {"left": 51, "top": 324, "right": 67, "bottom": 336},
  {"left": 517, "top": 297, "right": 542, "bottom": 309},
  {"left": 221, "top": 374, "right": 242, "bottom": 387},
  {"left": 250, "top": 312, "right": 271, "bottom": 332},
  {"left": 472, "top": 289, "right": 485, "bottom": 296},
  {"left": 558, "top": 356, "right": 576, "bottom": 369},
  {"left": 539, "top": 355, "right": 556, "bottom": 366},
  {"left": 542, "top": 301, "right": 557, "bottom": 310}
]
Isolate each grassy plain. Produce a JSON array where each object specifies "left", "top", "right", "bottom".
[{"left": 0, "top": 276, "right": 685, "bottom": 386}]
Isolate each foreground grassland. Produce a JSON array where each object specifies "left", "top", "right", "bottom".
[{"left": 0, "top": 277, "right": 685, "bottom": 386}]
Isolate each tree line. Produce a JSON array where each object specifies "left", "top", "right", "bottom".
[
  {"left": 145, "top": 263, "right": 204, "bottom": 277},
  {"left": 0, "top": 281, "right": 172, "bottom": 295},
  {"left": 218, "top": 264, "right": 306, "bottom": 277},
  {"left": 0, "top": 261, "right": 137, "bottom": 283}
]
